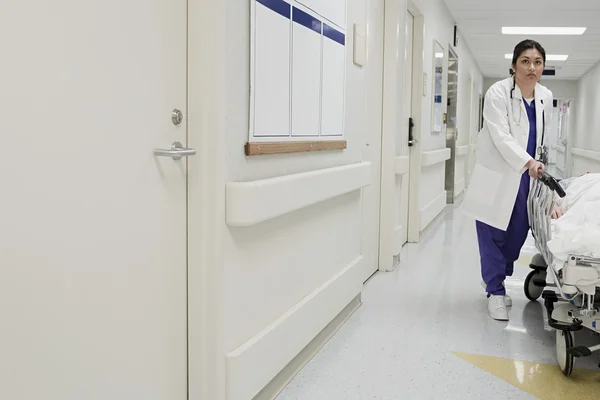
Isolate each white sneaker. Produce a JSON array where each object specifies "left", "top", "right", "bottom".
[
  {"left": 488, "top": 295, "right": 509, "bottom": 321},
  {"left": 481, "top": 281, "right": 512, "bottom": 307}
]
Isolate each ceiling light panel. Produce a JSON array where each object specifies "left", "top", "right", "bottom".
[
  {"left": 501, "top": 27, "right": 586, "bottom": 35},
  {"left": 504, "top": 54, "right": 569, "bottom": 61}
]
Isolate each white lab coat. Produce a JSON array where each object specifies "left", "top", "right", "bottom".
[{"left": 462, "top": 77, "right": 553, "bottom": 230}]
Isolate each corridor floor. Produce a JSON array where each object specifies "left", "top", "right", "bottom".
[{"left": 277, "top": 203, "right": 600, "bottom": 399}]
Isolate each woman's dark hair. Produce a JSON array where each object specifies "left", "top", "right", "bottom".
[{"left": 510, "top": 39, "right": 546, "bottom": 75}]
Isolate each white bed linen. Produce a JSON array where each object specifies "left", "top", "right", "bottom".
[{"left": 547, "top": 173, "right": 600, "bottom": 268}]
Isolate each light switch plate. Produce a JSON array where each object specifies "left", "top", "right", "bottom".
[
  {"left": 353, "top": 24, "right": 366, "bottom": 66},
  {"left": 423, "top": 72, "right": 428, "bottom": 96}
]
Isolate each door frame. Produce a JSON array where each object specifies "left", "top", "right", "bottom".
[
  {"left": 378, "top": 0, "right": 399, "bottom": 272},
  {"left": 378, "top": 0, "right": 423, "bottom": 270},
  {"left": 362, "top": 0, "right": 386, "bottom": 280},
  {"left": 444, "top": 45, "right": 459, "bottom": 203},
  {"left": 406, "top": 0, "right": 425, "bottom": 243},
  {"left": 187, "top": 0, "right": 224, "bottom": 398}
]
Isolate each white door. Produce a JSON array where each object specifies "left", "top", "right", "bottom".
[
  {"left": 394, "top": 10, "right": 414, "bottom": 249},
  {"left": 0, "top": 0, "right": 189, "bottom": 399},
  {"left": 361, "top": 0, "right": 385, "bottom": 281}
]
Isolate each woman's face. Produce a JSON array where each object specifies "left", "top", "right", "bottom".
[{"left": 513, "top": 48, "right": 545, "bottom": 83}]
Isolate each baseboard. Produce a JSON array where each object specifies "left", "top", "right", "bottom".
[
  {"left": 419, "top": 206, "right": 446, "bottom": 241},
  {"left": 454, "top": 178, "right": 465, "bottom": 198},
  {"left": 225, "top": 256, "right": 364, "bottom": 400},
  {"left": 453, "top": 190, "right": 464, "bottom": 204},
  {"left": 253, "top": 294, "right": 362, "bottom": 400},
  {"left": 419, "top": 191, "right": 447, "bottom": 231}
]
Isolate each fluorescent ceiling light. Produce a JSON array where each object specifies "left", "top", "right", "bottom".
[
  {"left": 502, "top": 27, "right": 586, "bottom": 35},
  {"left": 504, "top": 54, "right": 569, "bottom": 61}
]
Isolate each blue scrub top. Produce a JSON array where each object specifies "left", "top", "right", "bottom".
[{"left": 523, "top": 98, "right": 537, "bottom": 159}]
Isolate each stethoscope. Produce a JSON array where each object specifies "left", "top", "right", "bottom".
[{"left": 509, "top": 78, "right": 548, "bottom": 164}]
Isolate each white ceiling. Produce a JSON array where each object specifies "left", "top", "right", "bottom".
[{"left": 443, "top": 0, "right": 600, "bottom": 80}]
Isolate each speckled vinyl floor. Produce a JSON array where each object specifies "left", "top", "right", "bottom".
[{"left": 276, "top": 202, "right": 600, "bottom": 400}]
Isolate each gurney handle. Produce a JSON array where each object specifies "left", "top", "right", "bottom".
[{"left": 539, "top": 171, "right": 566, "bottom": 198}]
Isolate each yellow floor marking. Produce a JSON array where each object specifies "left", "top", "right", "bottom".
[{"left": 453, "top": 352, "right": 600, "bottom": 399}]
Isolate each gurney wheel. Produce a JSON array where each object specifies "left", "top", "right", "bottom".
[
  {"left": 529, "top": 253, "right": 547, "bottom": 269},
  {"left": 524, "top": 269, "right": 545, "bottom": 301},
  {"left": 556, "top": 330, "right": 574, "bottom": 376}
]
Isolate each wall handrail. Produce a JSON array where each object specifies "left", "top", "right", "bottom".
[
  {"left": 421, "top": 148, "right": 451, "bottom": 167},
  {"left": 226, "top": 162, "right": 372, "bottom": 226}
]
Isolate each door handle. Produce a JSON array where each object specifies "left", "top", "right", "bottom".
[
  {"left": 408, "top": 117, "right": 418, "bottom": 147},
  {"left": 153, "top": 141, "right": 196, "bottom": 160}
]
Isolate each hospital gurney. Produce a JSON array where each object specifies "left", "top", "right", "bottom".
[{"left": 524, "top": 171, "right": 600, "bottom": 376}]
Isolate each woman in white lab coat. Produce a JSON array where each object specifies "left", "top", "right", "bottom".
[{"left": 462, "top": 40, "right": 553, "bottom": 321}]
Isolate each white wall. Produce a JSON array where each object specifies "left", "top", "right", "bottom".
[
  {"left": 453, "top": 32, "right": 484, "bottom": 199},
  {"left": 483, "top": 78, "right": 578, "bottom": 99},
  {"left": 194, "top": 1, "right": 383, "bottom": 399},
  {"left": 414, "top": 0, "right": 483, "bottom": 232},
  {"left": 191, "top": 0, "right": 484, "bottom": 398},
  {"left": 541, "top": 79, "right": 578, "bottom": 100},
  {"left": 571, "top": 61, "right": 600, "bottom": 175}
]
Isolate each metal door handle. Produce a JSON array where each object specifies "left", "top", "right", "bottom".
[
  {"left": 153, "top": 141, "right": 196, "bottom": 160},
  {"left": 408, "top": 139, "right": 418, "bottom": 146}
]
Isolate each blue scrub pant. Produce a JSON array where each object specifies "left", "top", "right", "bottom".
[{"left": 476, "top": 172, "right": 531, "bottom": 296}]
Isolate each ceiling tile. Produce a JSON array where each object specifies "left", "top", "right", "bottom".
[{"left": 444, "top": 0, "right": 600, "bottom": 79}]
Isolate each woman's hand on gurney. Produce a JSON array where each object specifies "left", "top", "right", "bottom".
[
  {"left": 526, "top": 159, "right": 545, "bottom": 179},
  {"left": 551, "top": 204, "right": 565, "bottom": 219}
]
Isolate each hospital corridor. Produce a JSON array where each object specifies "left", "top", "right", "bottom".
[
  {"left": 2, "top": 0, "right": 600, "bottom": 399},
  {"left": 277, "top": 202, "right": 600, "bottom": 399}
]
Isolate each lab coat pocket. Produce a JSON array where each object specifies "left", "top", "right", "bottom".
[{"left": 469, "top": 164, "right": 502, "bottom": 206}]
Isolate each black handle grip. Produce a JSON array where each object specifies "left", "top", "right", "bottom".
[
  {"left": 408, "top": 118, "right": 415, "bottom": 146},
  {"left": 539, "top": 171, "right": 566, "bottom": 198}
]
